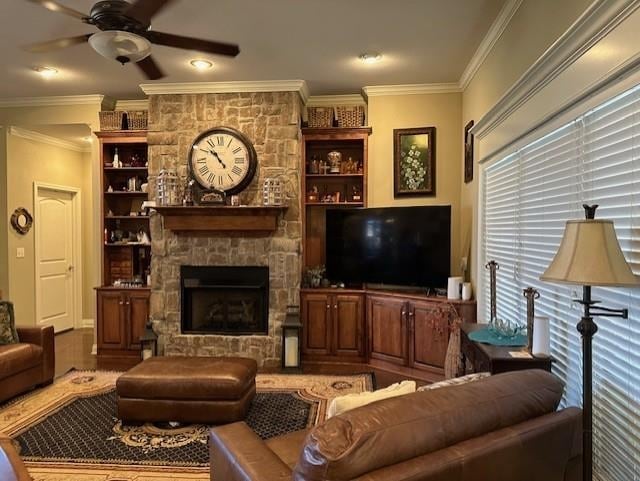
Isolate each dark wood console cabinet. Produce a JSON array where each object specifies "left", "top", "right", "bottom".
[
  {"left": 301, "top": 288, "right": 476, "bottom": 382},
  {"left": 301, "top": 289, "right": 365, "bottom": 362},
  {"left": 96, "top": 287, "right": 149, "bottom": 360}
]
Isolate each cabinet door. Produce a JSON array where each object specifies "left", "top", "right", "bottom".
[
  {"left": 97, "top": 291, "right": 126, "bottom": 350},
  {"left": 410, "top": 300, "right": 450, "bottom": 369},
  {"left": 367, "top": 296, "right": 408, "bottom": 366},
  {"left": 127, "top": 291, "right": 150, "bottom": 351},
  {"left": 301, "top": 293, "right": 332, "bottom": 356},
  {"left": 333, "top": 294, "right": 364, "bottom": 357}
]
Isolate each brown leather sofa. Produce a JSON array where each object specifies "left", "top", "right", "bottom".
[
  {"left": 0, "top": 326, "right": 55, "bottom": 404},
  {"left": 0, "top": 433, "right": 31, "bottom": 481},
  {"left": 210, "top": 370, "right": 582, "bottom": 481}
]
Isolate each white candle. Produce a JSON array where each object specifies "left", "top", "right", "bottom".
[
  {"left": 532, "top": 316, "right": 551, "bottom": 357},
  {"left": 284, "top": 336, "right": 299, "bottom": 367}
]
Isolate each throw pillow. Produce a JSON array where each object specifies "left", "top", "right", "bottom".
[
  {"left": 0, "top": 301, "right": 19, "bottom": 345},
  {"left": 327, "top": 380, "right": 416, "bottom": 419},
  {"left": 417, "top": 372, "right": 490, "bottom": 392}
]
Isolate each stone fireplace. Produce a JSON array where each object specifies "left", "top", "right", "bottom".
[
  {"left": 181, "top": 265, "right": 269, "bottom": 335},
  {"left": 147, "top": 90, "right": 303, "bottom": 367}
]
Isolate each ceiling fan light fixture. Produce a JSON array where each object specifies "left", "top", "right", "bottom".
[
  {"left": 359, "top": 53, "right": 383, "bottom": 64},
  {"left": 88, "top": 30, "right": 151, "bottom": 64},
  {"left": 34, "top": 66, "right": 59, "bottom": 78},
  {"left": 190, "top": 59, "right": 213, "bottom": 71}
]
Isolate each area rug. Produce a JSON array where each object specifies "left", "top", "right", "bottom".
[{"left": 0, "top": 369, "right": 374, "bottom": 481}]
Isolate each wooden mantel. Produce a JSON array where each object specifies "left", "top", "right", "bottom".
[{"left": 155, "top": 205, "right": 287, "bottom": 234}]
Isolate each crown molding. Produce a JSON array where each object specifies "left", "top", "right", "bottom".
[
  {"left": 115, "top": 99, "right": 149, "bottom": 111},
  {"left": 139, "top": 80, "right": 310, "bottom": 103},
  {"left": 459, "top": 0, "right": 524, "bottom": 90},
  {"left": 307, "top": 94, "right": 365, "bottom": 106},
  {"left": 472, "top": 0, "right": 640, "bottom": 140},
  {"left": 8, "top": 126, "right": 90, "bottom": 153},
  {"left": 362, "top": 83, "right": 461, "bottom": 98},
  {"left": 0, "top": 95, "right": 104, "bottom": 108}
]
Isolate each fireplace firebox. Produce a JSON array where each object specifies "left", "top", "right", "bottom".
[{"left": 181, "top": 266, "right": 269, "bottom": 335}]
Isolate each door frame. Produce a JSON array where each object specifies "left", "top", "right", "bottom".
[{"left": 33, "top": 182, "right": 83, "bottom": 330}]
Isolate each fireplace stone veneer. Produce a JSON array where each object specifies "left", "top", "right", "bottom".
[{"left": 147, "top": 91, "right": 302, "bottom": 368}]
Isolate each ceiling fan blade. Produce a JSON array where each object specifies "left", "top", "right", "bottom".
[
  {"left": 23, "top": 34, "right": 91, "bottom": 53},
  {"left": 136, "top": 55, "right": 165, "bottom": 80},
  {"left": 125, "top": 0, "right": 175, "bottom": 23},
  {"left": 25, "top": 0, "right": 88, "bottom": 20},
  {"left": 146, "top": 31, "right": 240, "bottom": 57}
]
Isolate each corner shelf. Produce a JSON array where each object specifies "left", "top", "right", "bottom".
[{"left": 155, "top": 205, "right": 288, "bottom": 234}]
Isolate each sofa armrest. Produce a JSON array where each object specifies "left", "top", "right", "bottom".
[
  {"left": 0, "top": 433, "right": 32, "bottom": 481},
  {"left": 210, "top": 422, "right": 293, "bottom": 481},
  {"left": 16, "top": 326, "right": 55, "bottom": 384}
]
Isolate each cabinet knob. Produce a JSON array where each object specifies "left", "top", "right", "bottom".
[
  {"left": 126, "top": 301, "right": 130, "bottom": 305},
  {"left": 334, "top": 304, "right": 338, "bottom": 309},
  {"left": 118, "top": 301, "right": 124, "bottom": 305},
  {"left": 408, "top": 311, "right": 414, "bottom": 317},
  {"left": 326, "top": 304, "right": 330, "bottom": 309}
]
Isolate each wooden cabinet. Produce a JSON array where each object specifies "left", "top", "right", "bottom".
[
  {"left": 367, "top": 291, "right": 477, "bottom": 381},
  {"left": 97, "top": 288, "right": 150, "bottom": 358},
  {"left": 367, "top": 295, "right": 407, "bottom": 366},
  {"left": 301, "top": 290, "right": 365, "bottom": 361}
]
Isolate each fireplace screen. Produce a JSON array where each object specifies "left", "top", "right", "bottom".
[{"left": 181, "top": 266, "right": 269, "bottom": 335}]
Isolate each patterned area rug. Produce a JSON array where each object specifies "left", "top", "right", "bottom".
[{"left": 0, "top": 370, "right": 374, "bottom": 481}]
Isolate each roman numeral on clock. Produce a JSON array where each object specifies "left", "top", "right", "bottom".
[
  {"left": 218, "top": 175, "right": 223, "bottom": 185},
  {"left": 207, "top": 139, "right": 215, "bottom": 149},
  {"left": 207, "top": 173, "right": 214, "bottom": 185},
  {"left": 198, "top": 165, "right": 209, "bottom": 175},
  {"left": 232, "top": 166, "right": 243, "bottom": 176},
  {"left": 228, "top": 174, "right": 234, "bottom": 182},
  {"left": 216, "top": 136, "right": 224, "bottom": 146},
  {"left": 234, "top": 157, "right": 245, "bottom": 164},
  {"left": 196, "top": 157, "right": 206, "bottom": 164},
  {"left": 232, "top": 146, "right": 242, "bottom": 155}
]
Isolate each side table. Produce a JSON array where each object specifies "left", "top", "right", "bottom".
[{"left": 460, "top": 322, "right": 552, "bottom": 374}]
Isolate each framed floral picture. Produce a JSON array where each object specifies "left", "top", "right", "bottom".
[{"left": 393, "top": 127, "right": 436, "bottom": 197}]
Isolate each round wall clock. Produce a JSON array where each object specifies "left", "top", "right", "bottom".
[{"left": 188, "top": 126, "right": 258, "bottom": 197}]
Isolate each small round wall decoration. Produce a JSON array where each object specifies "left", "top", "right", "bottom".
[{"left": 10, "top": 207, "right": 33, "bottom": 235}]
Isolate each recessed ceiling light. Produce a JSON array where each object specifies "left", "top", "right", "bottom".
[
  {"left": 190, "top": 59, "right": 213, "bottom": 71},
  {"left": 359, "top": 53, "right": 382, "bottom": 64},
  {"left": 34, "top": 66, "right": 58, "bottom": 78}
]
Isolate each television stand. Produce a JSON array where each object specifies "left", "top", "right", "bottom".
[{"left": 300, "top": 286, "right": 476, "bottom": 383}]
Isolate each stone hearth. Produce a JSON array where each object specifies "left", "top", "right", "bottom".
[{"left": 147, "top": 92, "right": 302, "bottom": 367}]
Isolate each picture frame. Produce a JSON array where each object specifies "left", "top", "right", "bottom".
[
  {"left": 464, "top": 120, "right": 474, "bottom": 184},
  {"left": 393, "top": 127, "right": 436, "bottom": 197}
]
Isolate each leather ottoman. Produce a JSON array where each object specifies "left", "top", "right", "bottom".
[{"left": 116, "top": 356, "right": 257, "bottom": 424}]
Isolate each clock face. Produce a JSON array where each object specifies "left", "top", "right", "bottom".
[{"left": 188, "top": 127, "right": 257, "bottom": 194}]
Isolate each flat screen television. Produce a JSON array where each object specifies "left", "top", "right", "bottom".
[{"left": 325, "top": 205, "right": 451, "bottom": 288}]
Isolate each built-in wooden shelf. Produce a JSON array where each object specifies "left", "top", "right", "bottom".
[
  {"left": 104, "top": 191, "right": 148, "bottom": 196},
  {"left": 305, "top": 173, "right": 364, "bottom": 178},
  {"left": 155, "top": 205, "right": 288, "bottom": 234},
  {"left": 305, "top": 202, "right": 364, "bottom": 207},
  {"left": 105, "top": 215, "right": 150, "bottom": 220},
  {"left": 104, "top": 167, "right": 149, "bottom": 172},
  {"left": 104, "top": 243, "right": 151, "bottom": 247}
]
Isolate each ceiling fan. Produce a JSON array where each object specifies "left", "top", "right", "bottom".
[{"left": 23, "top": 0, "right": 240, "bottom": 80}]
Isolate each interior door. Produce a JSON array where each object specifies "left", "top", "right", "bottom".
[{"left": 36, "top": 188, "right": 76, "bottom": 332}]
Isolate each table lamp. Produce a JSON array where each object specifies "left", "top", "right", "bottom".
[{"left": 540, "top": 204, "right": 639, "bottom": 481}]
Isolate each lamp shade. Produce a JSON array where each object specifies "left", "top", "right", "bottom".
[{"left": 541, "top": 219, "right": 638, "bottom": 286}]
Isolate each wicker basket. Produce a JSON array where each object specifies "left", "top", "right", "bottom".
[
  {"left": 99, "top": 111, "right": 125, "bottom": 131},
  {"left": 336, "top": 105, "right": 365, "bottom": 128},
  {"left": 126, "top": 110, "right": 148, "bottom": 130},
  {"left": 307, "top": 107, "right": 334, "bottom": 128}
]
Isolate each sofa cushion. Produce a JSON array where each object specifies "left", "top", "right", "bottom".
[
  {"left": 0, "top": 344, "right": 43, "bottom": 380},
  {"left": 0, "top": 302, "right": 18, "bottom": 345},
  {"left": 326, "top": 380, "right": 416, "bottom": 419},
  {"left": 294, "top": 370, "right": 564, "bottom": 481},
  {"left": 266, "top": 428, "right": 310, "bottom": 469}
]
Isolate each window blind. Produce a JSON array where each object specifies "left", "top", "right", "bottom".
[{"left": 482, "top": 84, "right": 640, "bottom": 481}]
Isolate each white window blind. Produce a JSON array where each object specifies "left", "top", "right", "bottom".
[{"left": 483, "top": 84, "right": 640, "bottom": 481}]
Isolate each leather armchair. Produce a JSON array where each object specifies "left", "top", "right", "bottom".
[
  {"left": 0, "top": 433, "right": 31, "bottom": 481},
  {"left": 0, "top": 325, "right": 55, "bottom": 403},
  {"left": 210, "top": 370, "right": 582, "bottom": 481}
]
